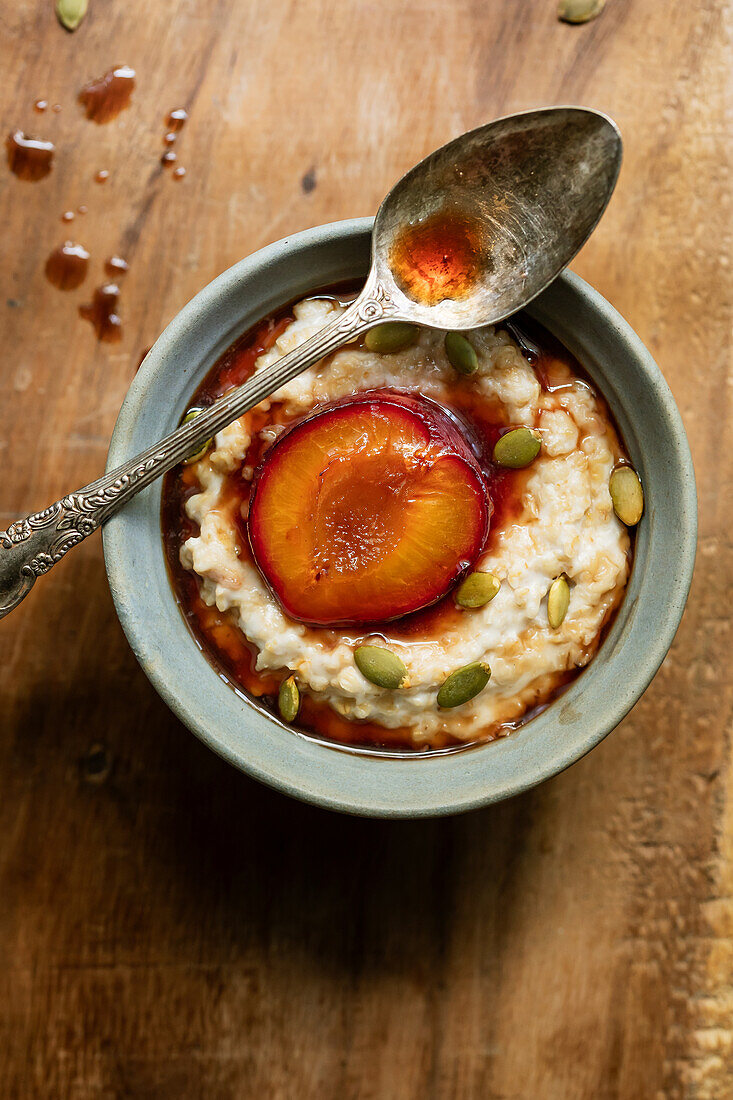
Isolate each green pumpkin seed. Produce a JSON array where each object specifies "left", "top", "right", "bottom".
[
  {"left": 493, "top": 427, "right": 541, "bottom": 468},
  {"left": 444, "top": 331, "right": 478, "bottom": 375},
  {"left": 181, "top": 407, "right": 213, "bottom": 465},
  {"left": 609, "top": 466, "right": 644, "bottom": 526},
  {"left": 364, "top": 322, "right": 419, "bottom": 354},
  {"left": 558, "top": 0, "right": 605, "bottom": 24},
  {"left": 56, "top": 0, "right": 88, "bottom": 30},
  {"left": 278, "top": 676, "right": 300, "bottom": 723},
  {"left": 354, "top": 645, "right": 408, "bottom": 689},
  {"left": 455, "top": 571, "right": 501, "bottom": 609},
  {"left": 547, "top": 575, "right": 570, "bottom": 629},
  {"left": 437, "top": 662, "right": 491, "bottom": 708}
]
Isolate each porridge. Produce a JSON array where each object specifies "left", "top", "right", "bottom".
[{"left": 162, "top": 288, "right": 641, "bottom": 750}]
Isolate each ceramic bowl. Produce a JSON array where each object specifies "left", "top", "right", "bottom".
[{"left": 103, "top": 218, "right": 697, "bottom": 818}]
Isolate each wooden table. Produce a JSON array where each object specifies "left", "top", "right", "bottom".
[{"left": 1, "top": 1, "right": 730, "bottom": 1096}]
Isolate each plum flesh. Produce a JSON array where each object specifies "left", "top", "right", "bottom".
[{"left": 248, "top": 391, "right": 491, "bottom": 626}]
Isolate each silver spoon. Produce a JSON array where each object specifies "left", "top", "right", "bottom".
[{"left": 0, "top": 106, "right": 621, "bottom": 619}]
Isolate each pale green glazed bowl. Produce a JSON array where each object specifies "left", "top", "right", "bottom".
[{"left": 103, "top": 218, "right": 697, "bottom": 818}]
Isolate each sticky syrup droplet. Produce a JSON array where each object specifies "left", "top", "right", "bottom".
[
  {"left": 79, "top": 283, "right": 123, "bottom": 342},
  {"left": 104, "top": 255, "right": 129, "bottom": 277},
  {"left": 161, "top": 150, "right": 177, "bottom": 167},
  {"left": 165, "top": 108, "right": 188, "bottom": 132},
  {"left": 95, "top": 169, "right": 109, "bottom": 183},
  {"left": 45, "top": 241, "right": 90, "bottom": 290},
  {"left": 173, "top": 166, "right": 186, "bottom": 180},
  {"left": 34, "top": 99, "right": 48, "bottom": 113},
  {"left": 5, "top": 131, "right": 55, "bottom": 181},
  {"left": 78, "top": 66, "right": 136, "bottom": 124}
]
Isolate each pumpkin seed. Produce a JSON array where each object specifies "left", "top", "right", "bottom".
[
  {"left": 437, "top": 662, "right": 491, "bottom": 708},
  {"left": 609, "top": 466, "right": 644, "bottom": 526},
  {"left": 278, "top": 676, "right": 300, "bottom": 723},
  {"left": 354, "top": 645, "right": 408, "bottom": 690},
  {"left": 558, "top": 0, "right": 605, "bottom": 24},
  {"left": 364, "top": 322, "right": 419, "bottom": 354},
  {"left": 445, "top": 331, "right": 478, "bottom": 375},
  {"left": 455, "top": 571, "right": 501, "bottom": 608},
  {"left": 547, "top": 575, "right": 570, "bottom": 629},
  {"left": 493, "top": 427, "right": 541, "bottom": 468},
  {"left": 180, "top": 407, "right": 213, "bottom": 465},
  {"left": 56, "top": 0, "right": 88, "bottom": 30}
]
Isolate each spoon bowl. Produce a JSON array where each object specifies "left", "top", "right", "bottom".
[{"left": 373, "top": 107, "right": 622, "bottom": 329}]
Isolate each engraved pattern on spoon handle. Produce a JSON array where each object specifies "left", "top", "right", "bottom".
[{"left": 0, "top": 282, "right": 400, "bottom": 620}]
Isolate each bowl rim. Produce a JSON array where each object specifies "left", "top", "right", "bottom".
[{"left": 103, "top": 217, "right": 697, "bottom": 818}]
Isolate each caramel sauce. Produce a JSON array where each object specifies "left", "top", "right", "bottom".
[
  {"left": 6, "top": 131, "right": 54, "bottom": 181},
  {"left": 166, "top": 108, "right": 188, "bottom": 132},
  {"left": 104, "top": 255, "right": 129, "bottom": 277},
  {"left": 157, "top": 110, "right": 187, "bottom": 174},
  {"left": 78, "top": 66, "right": 136, "bottom": 123},
  {"left": 389, "top": 210, "right": 482, "bottom": 305},
  {"left": 79, "top": 283, "right": 122, "bottom": 342},
  {"left": 161, "top": 285, "right": 632, "bottom": 752},
  {"left": 45, "top": 241, "right": 90, "bottom": 290},
  {"left": 161, "top": 110, "right": 188, "bottom": 175}
]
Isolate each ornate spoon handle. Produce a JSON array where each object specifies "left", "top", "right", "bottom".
[{"left": 0, "top": 282, "right": 398, "bottom": 619}]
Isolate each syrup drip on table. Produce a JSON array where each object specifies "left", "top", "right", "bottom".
[
  {"left": 78, "top": 66, "right": 136, "bottom": 124},
  {"left": 62, "top": 204, "right": 88, "bottom": 222},
  {"left": 161, "top": 108, "right": 188, "bottom": 176},
  {"left": 79, "top": 284, "right": 123, "bottom": 342},
  {"left": 166, "top": 108, "right": 188, "bottom": 132},
  {"left": 95, "top": 169, "right": 109, "bottom": 183},
  {"left": 389, "top": 210, "right": 482, "bottom": 305},
  {"left": 33, "top": 99, "right": 48, "bottom": 113},
  {"left": 81, "top": 259, "right": 128, "bottom": 341},
  {"left": 5, "top": 131, "right": 54, "bottom": 181},
  {"left": 105, "top": 255, "right": 129, "bottom": 277},
  {"left": 45, "top": 242, "right": 90, "bottom": 290}
]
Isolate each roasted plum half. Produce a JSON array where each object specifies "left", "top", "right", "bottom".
[{"left": 248, "top": 391, "right": 491, "bottom": 625}]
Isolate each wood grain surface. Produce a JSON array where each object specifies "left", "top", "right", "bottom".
[{"left": 1, "top": 1, "right": 730, "bottom": 1097}]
